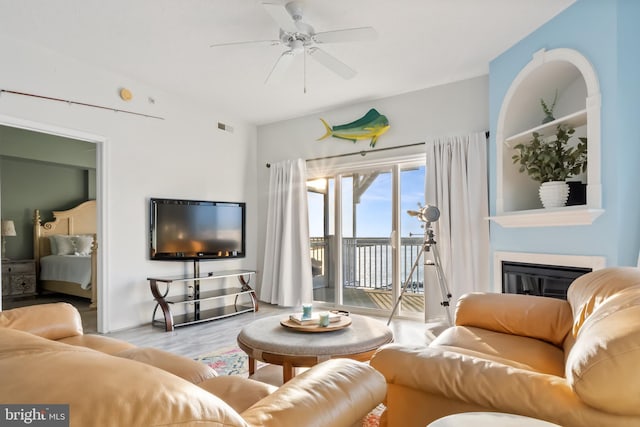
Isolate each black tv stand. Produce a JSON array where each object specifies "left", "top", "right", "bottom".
[{"left": 148, "top": 263, "right": 258, "bottom": 331}]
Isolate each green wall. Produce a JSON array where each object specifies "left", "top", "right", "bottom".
[
  {"left": 0, "top": 126, "right": 96, "bottom": 260},
  {"left": 0, "top": 126, "right": 96, "bottom": 168}
]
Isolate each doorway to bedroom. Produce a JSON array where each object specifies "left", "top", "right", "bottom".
[{"left": 0, "top": 124, "right": 98, "bottom": 332}]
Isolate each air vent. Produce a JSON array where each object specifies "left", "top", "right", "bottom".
[{"left": 217, "top": 122, "right": 234, "bottom": 133}]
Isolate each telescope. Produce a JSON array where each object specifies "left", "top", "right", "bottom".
[
  {"left": 406, "top": 204, "right": 440, "bottom": 224},
  {"left": 388, "top": 203, "right": 452, "bottom": 326}
]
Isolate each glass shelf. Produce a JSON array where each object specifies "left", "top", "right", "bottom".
[{"left": 148, "top": 269, "right": 257, "bottom": 331}]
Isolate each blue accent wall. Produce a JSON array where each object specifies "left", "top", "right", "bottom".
[
  {"left": 615, "top": 0, "right": 640, "bottom": 266},
  {"left": 489, "top": 0, "right": 640, "bottom": 268}
]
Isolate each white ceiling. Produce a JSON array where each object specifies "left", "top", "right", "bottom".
[{"left": 0, "top": 0, "right": 575, "bottom": 125}]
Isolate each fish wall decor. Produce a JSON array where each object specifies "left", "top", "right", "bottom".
[{"left": 317, "top": 108, "right": 390, "bottom": 148}]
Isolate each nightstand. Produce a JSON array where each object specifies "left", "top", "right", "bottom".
[{"left": 1, "top": 259, "right": 37, "bottom": 298}]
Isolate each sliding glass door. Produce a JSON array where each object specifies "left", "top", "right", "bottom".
[
  {"left": 398, "top": 164, "right": 426, "bottom": 316},
  {"left": 308, "top": 158, "right": 426, "bottom": 318},
  {"left": 340, "top": 167, "right": 393, "bottom": 310},
  {"left": 308, "top": 177, "right": 332, "bottom": 302}
]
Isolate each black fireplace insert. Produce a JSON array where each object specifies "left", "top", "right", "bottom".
[{"left": 502, "top": 261, "right": 591, "bottom": 300}]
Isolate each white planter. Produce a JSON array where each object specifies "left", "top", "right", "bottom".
[{"left": 539, "top": 181, "right": 569, "bottom": 208}]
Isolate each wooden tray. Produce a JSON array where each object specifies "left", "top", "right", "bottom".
[{"left": 280, "top": 315, "right": 352, "bottom": 332}]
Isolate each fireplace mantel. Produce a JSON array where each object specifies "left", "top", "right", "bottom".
[{"left": 488, "top": 207, "right": 604, "bottom": 228}]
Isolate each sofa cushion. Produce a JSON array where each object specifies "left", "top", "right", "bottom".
[
  {"left": 116, "top": 347, "right": 217, "bottom": 385},
  {"left": 568, "top": 267, "right": 640, "bottom": 336},
  {"left": 432, "top": 326, "right": 566, "bottom": 377},
  {"left": 0, "top": 302, "right": 83, "bottom": 340},
  {"left": 565, "top": 287, "right": 640, "bottom": 415},
  {"left": 455, "top": 292, "right": 572, "bottom": 347},
  {"left": 199, "top": 376, "right": 277, "bottom": 413},
  {"left": 371, "top": 344, "right": 581, "bottom": 416},
  {"left": 0, "top": 328, "right": 249, "bottom": 426},
  {"left": 242, "top": 358, "right": 386, "bottom": 427},
  {"left": 59, "top": 334, "right": 136, "bottom": 354}
]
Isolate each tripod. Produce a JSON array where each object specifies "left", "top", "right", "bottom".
[{"left": 387, "top": 222, "right": 453, "bottom": 326}]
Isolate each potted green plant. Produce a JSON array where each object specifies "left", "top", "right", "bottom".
[
  {"left": 540, "top": 90, "right": 558, "bottom": 124},
  {"left": 512, "top": 124, "right": 587, "bottom": 208}
]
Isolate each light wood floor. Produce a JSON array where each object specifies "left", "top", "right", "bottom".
[{"left": 106, "top": 303, "right": 440, "bottom": 359}]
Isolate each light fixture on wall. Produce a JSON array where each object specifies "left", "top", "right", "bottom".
[{"left": 1, "top": 220, "right": 17, "bottom": 260}]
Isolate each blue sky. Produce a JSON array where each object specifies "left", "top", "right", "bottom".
[{"left": 308, "top": 165, "right": 425, "bottom": 238}]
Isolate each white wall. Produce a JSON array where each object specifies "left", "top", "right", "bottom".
[
  {"left": 255, "top": 75, "right": 489, "bottom": 295},
  {"left": 0, "top": 35, "right": 258, "bottom": 332}
]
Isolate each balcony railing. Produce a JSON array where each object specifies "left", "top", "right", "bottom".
[{"left": 310, "top": 236, "right": 425, "bottom": 293}]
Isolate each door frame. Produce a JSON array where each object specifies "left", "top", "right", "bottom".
[
  {"left": 0, "top": 113, "right": 109, "bottom": 333},
  {"left": 307, "top": 153, "right": 425, "bottom": 317}
]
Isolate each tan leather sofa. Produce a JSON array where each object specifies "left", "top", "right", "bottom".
[
  {"left": 371, "top": 267, "right": 640, "bottom": 427},
  {"left": 0, "top": 302, "right": 386, "bottom": 427}
]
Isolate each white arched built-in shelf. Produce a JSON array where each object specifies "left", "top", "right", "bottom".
[{"left": 490, "top": 48, "right": 603, "bottom": 228}]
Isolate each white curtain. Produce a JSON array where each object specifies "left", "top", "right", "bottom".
[
  {"left": 260, "top": 159, "right": 313, "bottom": 306},
  {"left": 425, "top": 132, "right": 490, "bottom": 302}
]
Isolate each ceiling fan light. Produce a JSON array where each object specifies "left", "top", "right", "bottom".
[{"left": 290, "top": 39, "right": 304, "bottom": 54}]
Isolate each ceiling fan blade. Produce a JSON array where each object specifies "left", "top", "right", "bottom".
[
  {"left": 313, "top": 27, "right": 377, "bottom": 44},
  {"left": 265, "top": 50, "right": 296, "bottom": 84},
  {"left": 308, "top": 47, "right": 356, "bottom": 80},
  {"left": 262, "top": 2, "right": 298, "bottom": 33},
  {"left": 210, "top": 39, "right": 280, "bottom": 48}
]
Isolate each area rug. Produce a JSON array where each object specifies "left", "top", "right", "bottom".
[
  {"left": 194, "top": 347, "right": 383, "bottom": 426},
  {"left": 195, "top": 346, "right": 254, "bottom": 376},
  {"left": 362, "top": 403, "right": 385, "bottom": 427}
]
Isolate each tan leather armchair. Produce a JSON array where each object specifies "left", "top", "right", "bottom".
[
  {"left": 0, "top": 302, "right": 386, "bottom": 427},
  {"left": 371, "top": 267, "right": 640, "bottom": 427}
]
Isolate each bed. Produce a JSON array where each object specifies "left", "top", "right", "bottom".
[{"left": 33, "top": 200, "right": 97, "bottom": 308}]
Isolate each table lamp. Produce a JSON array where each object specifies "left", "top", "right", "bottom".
[{"left": 1, "top": 219, "right": 17, "bottom": 260}]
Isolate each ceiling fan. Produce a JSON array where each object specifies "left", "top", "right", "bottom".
[{"left": 210, "top": 1, "right": 377, "bottom": 86}]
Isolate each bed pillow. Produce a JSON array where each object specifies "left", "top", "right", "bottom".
[
  {"left": 72, "top": 235, "right": 94, "bottom": 256},
  {"left": 48, "top": 235, "right": 93, "bottom": 255},
  {"left": 48, "top": 236, "right": 58, "bottom": 255},
  {"left": 50, "top": 235, "right": 76, "bottom": 255}
]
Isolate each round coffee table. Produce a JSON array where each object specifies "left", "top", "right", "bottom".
[
  {"left": 237, "top": 313, "right": 393, "bottom": 382},
  {"left": 428, "top": 412, "right": 561, "bottom": 426}
]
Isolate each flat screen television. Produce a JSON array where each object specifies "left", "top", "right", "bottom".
[{"left": 149, "top": 198, "right": 246, "bottom": 260}]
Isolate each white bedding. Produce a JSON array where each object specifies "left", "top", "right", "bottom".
[{"left": 39, "top": 255, "right": 92, "bottom": 289}]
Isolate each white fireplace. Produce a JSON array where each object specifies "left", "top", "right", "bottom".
[{"left": 492, "top": 251, "right": 607, "bottom": 294}]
